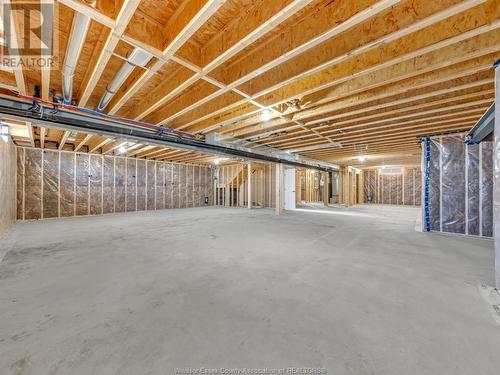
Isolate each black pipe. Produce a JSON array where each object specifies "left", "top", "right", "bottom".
[{"left": 0, "top": 96, "right": 335, "bottom": 171}]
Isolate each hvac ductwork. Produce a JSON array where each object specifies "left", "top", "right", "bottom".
[
  {"left": 62, "top": 11, "right": 91, "bottom": 104},
  {"left": 97, "top": 48, "right": 152, "bottom": 112}
]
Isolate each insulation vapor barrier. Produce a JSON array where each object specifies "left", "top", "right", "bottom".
[
  {"left": 423, "top": 134, "right": 493, "bottom": 237},
  {"left": 363, "top": 167, "right": 421, "bottom": 206},
  {"left": 16, "top": 147, "right": 214, "bottom": 220}
]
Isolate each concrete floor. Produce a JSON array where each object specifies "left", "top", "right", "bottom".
[{"left": 0, "top": 205, "right": 499, "bottom": 375}]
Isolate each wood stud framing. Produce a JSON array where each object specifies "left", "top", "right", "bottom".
[{"left": 16, "top": 147, "right": 214, "bottom": 220}]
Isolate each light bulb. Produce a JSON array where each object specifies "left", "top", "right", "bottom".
[{"left": 261, "top": 109, "right": 271, "bottom": 121}]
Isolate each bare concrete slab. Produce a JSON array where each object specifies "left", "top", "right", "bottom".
[{"left": 1, "top": 205, "right": 499, "bottom": 374}]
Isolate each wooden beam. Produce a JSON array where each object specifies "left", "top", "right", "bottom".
[
  {"left": 125, "top": 143, "right": 143, "bottom": 153},
  {"left": 284, "top": 116, "right": 481, "bottom": 153},
  {"left": 247, "top": 161, "right": 252, "bottom": 209},
  {"left": 58, "top": 131, "right": 71, "bottom": 150},
  {"left": 147, "top": 0, "right": 402, "bottom": 125},
  {"left": 176, "top": 154, "right": 215, "bottom": 163},
  {"left": 222, "top": 64, "right": 492, "bottom": 134},
  {"left": 183, "top": 7, "right": 500, "bottom": 134},
  {"left": 40, "top": 127, "right": 46, "bottom": 148},
  {"left": 303, "top": 76, "right": 493, "bottom": 126},
  {"left": 5, "top": 1, "right": 26, "bottom": 94},
  {"left": 307, "top": 141, "right": 420, "bottom": 154},
  {"left": 87, "top": 135, "right": 112, "bottom": 153},
  {"left": 26, "top": 122, "right": 35, "bottom": 147},
  {"left": 305, "top": 143, "right": 419, "bottom": 158},
  {"left": 157, "top": 150, "right": 192, "bottom": 161},
  {"left": 298, "top": 124, "right": 471, "bottom": 152},
  {"left": 262, "top": 87, "right": 494, "bottom": 144},
  {"left": 162, "top": 0, "right": 226, "bottom": 55},
  {"left": 57, "top": 0, "right": 115, "bottom": 28},
  {"left": 256, "top": 24, "right": 500, "bottom": 109},
  {"left": 160, "top": 152, "right": 193, "bottom": 161},
  {"left": 105, "top": 0, "right": 225, "bottom": 114},
  {"left": 74, "top": 133, "right": 93, "bottom": 151},
  {"left": 102, "top": 139, "right": 128, "bottom": 154},
  {"left": 275, "top": 163, "right": 283, "bottom": 215},
  {"left": 135, "top": 147, "right": 167, "bottom": 158},
  {"left": 157, "top": 0, "right": 489, "bottom": 130},
  {"left": 127, "top": 144, "right": 154, "bottom": 156},
  {"left": 171, "top": 152, "right": 208, "bottom": 163},
  {"left": 285, "top": 122, "right": 476, "bottom": 151},
  {"left": 202, "top": 0, "right": 315, "bottom": 70},
  {"left": 186, "top": 47, "right": 499, "bottom": 135},
  {"left": 303, "top": 116, "right": 481, "bottom": 145},
  {"left": 223, "top": 71, "right": 493, "bottom": 139},
  {"left": 250, "top": 105, "right": 488, "bottom": 147},
  {"left": 118, "top": 0, "right": 314, "bottom": 118},
  {"left": 78, "top": 0, "right": 142, "bottom": 107},
  {"left": 40, "top": 1, "right": 55, "bottom": 100},
  {"left": 238, "top": 0, "right": 494, "bottom": 98},
  {"left": 265, "top": 97, "right": 493, "bottom": 147}
]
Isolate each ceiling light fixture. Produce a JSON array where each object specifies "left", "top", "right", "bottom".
[
  {"left": 261, "top": 109, "right": 272, "bottom": 121},
  {"left": 118, "top": 145, "right": 126, "bottom": 154},
  {"left": 357, "top": 155, "right": 366, "bottom": 162}
]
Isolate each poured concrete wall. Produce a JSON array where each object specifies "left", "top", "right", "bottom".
[
  {"left": 0, "top": 140, "right": 16, "bottom": 237},
  {"left": 16, "top": 147, "right": 214, "bottom": 220}
]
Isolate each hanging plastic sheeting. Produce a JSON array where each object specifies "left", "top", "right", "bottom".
[
  {"left": 441, "top": 135, "right": 466, "bottom": 234},
  {"left": 467, "top": 144, "right": 480, "bottom": 235},
  {"left": 481, "top": 142, "right": 493, "bottom": 237},
  {"left": 428, "top": 140, "right": 441, "bottom": 231},
  {"left": 422, "top": 133, "right": 493, "bottom": 237}
]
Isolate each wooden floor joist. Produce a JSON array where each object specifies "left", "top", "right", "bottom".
[{"left": 3, "top": 0, "right": 499, "bottom": 166}]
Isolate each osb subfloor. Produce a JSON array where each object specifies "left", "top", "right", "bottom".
[{"left": 0, "top": 205, "right": 499, "bottom": 374}]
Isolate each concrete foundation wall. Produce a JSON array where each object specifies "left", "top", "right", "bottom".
[
  {"left": 16, "top": 147, "right": 214, "bottom": 220},
  {"left": 0, "top": 140, "right": 16, "bottom": 237}
]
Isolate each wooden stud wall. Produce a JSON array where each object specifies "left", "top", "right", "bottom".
[
  {"left": 215, "top": 162, "right": 276, "bottom": 208},
  {"left": 363, "top": 167, "right": 421, "bottom": 206},
  {"left": 16, "top": 147, "right": 214, "bottom": 220},
  {"left": 338, "top": 166, "right": 363, "bottom": 206},
  {"left": 0, "top": 140, "right": 17, "bottom": 238},
  {"left": 296, "top": 169, "right": 324, "bottom": 203}
]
